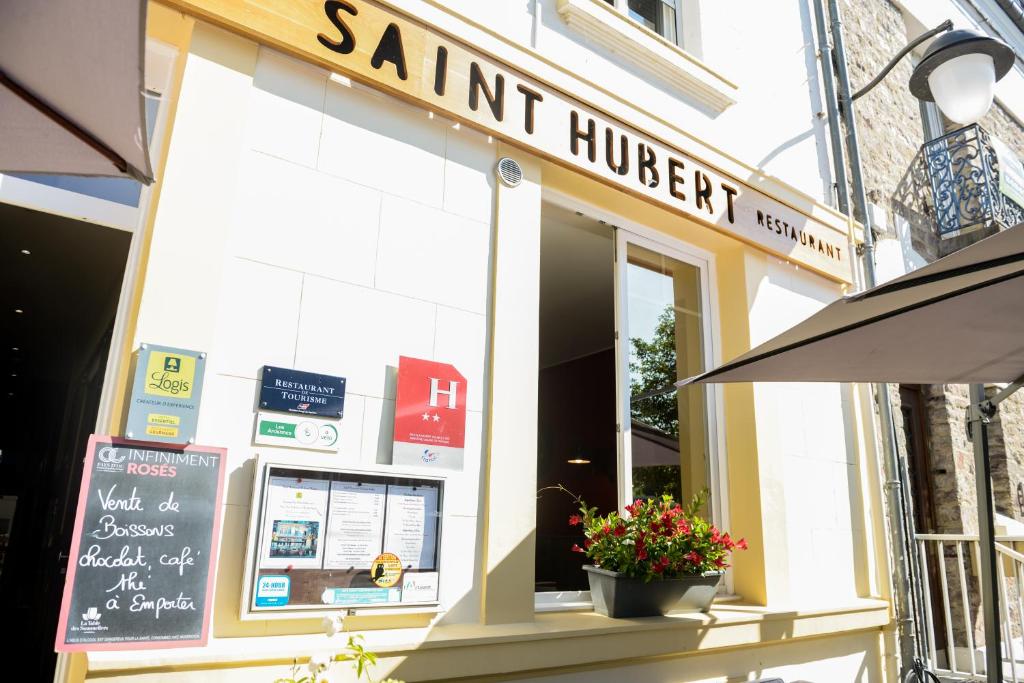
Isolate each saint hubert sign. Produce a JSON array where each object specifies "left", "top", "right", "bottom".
[{"left": 169, "top": 0, "right": 853, "bottom": 281}]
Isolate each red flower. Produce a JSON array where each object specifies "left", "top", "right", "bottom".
[
  {"left": 636, "top": 547, "right": 648, "bottom": 560},
  {"left": 660, "top": 512, "right": 673, "bottom": 526},
  {"left": 710, "top": 526, "right": 721, "bottom": 543},
  {"left": 676, "top": 518, "right": 691, "bottom": 534},
  {"left": 571, "top": 544, "right": 584, "bottom": 553},
  {"left": 568, "top": 514, "right": 582, "bottom": 526},
  {"left": 613, "top": 523, "right": 626, "bottom": 537},
  {"left": 584, "top": 539, "right": 594, "bottom": 549},
  {"left": 685, "top": 551, "right": 702, "bottom": 565},
  {"left": 601, "top": 524, "right": 611, "bottom": 536},
  {"left": 650, "top": 521, "right": 660, "bottom": 533},
  {"left": 736, "top": 537, "right": 749, "bottom": 550},
  {"left": 714, "top": 557, "right": 727, "bottom": 568},
  {"left": 653, "top": 560, "right": 666, "bottom": 574},
  {"left": 721, "top": 532, "right": 734, "bottom": 549},
  {"left": 661, "top": 525, "right": 674, "bottom": 538}
]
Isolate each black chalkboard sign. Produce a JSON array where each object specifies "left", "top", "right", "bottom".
[{"left": 55, "top": 436, "right": 226, "bottom": 651}]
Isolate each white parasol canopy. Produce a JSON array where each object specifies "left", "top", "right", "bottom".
[
  {"left": 0, "top": 0, "right": 153, "bottom": 183},
  {"left": 679, "top": 223, "right": 1024, "bottom": 387}
]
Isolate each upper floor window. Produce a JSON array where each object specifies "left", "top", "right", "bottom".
[
  {"left": 603, "top": 0, "right": 683, "bottom": 46},
  {"left": 560, "top": 0, "right": 737, "bottom": 112}
]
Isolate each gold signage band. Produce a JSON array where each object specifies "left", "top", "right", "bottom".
[{"left": 164, "top": 0, "right": 853, "bottom": 281}]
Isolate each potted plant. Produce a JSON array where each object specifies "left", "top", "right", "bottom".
[{"left": 564, "top": 488, "right": 747, "bottom": 618}]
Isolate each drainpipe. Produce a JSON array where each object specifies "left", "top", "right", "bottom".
[
  {"left": 811, "top": 0, "right": 850, "bottom": 218},
  {"left": 815, "top": 0, "right": 924, "bottom": 676}
]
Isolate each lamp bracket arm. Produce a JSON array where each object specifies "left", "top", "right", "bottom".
[{"left": 849, "top": 19, "right": 954, "bottom": 102}]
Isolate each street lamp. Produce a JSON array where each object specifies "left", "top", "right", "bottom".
[
  {"left": 909, "top": 28, "right": 1015, "bottom": 125},
  {"left": 813, "top": 3, "right": 1017, "bottom": 682}
]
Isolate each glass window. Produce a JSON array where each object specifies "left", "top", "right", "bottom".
[
  {"left": 626, "top": 0, "right": 680, "bottom": 45},
  {"left": 534, "top": 204, "right": 714, "bottom": 601},
  {"left": 535, "top": 205, "right": 617, "bottom": 594},
  {"left": 623, "top": 243, "right": 709, "bottom": 510}
]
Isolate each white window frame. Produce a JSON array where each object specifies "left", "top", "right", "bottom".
[
  {"left": 610, "top": 0, "right": 687, "bottom": 51},
  {"left": 534, "top": 189, "right": 732, "bottom": 610},
  {"left": 555, "top": 0, "right": 735, "bottom": 112}
]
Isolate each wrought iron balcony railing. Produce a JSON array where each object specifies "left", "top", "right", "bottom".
[{"left": 923, "top": 123, "right": 1024, "bottom": 239}]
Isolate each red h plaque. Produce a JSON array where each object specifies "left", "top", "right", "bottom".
[{"left": 392, "top": 356, "right": 467, "bottom": 470}]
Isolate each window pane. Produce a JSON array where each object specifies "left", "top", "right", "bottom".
[
  {"left": 625, "top": 244, "right": 708, "bottom": 510},
  {"left": 627, "top": 0, "right": 658, "bottom": 32},
  {"left": 535, "top": 205, "right": 617, "bottom": 593},
  {"left": 627, "top": 0, "right": 679, "bottom": 44},
  {"left": 660, "top": 1, "right": 677, "bottom": 45}
]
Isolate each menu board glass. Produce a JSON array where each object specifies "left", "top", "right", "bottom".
[{"left": 246, "top": 464, "right": 443, "bottom": 614}]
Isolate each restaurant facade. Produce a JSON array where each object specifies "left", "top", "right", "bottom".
[{"left": 4, "top": 0, "right": 915, "bottom": 681}]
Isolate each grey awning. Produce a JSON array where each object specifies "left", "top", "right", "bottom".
[
  {"left": 0, "top": 0, "right": 153, "bottom": 183},
  {"left": 680, "top": 223, "right": 1024, "bottom": 386}
]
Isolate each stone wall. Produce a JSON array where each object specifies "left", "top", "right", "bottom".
[
  {"left": 837, "top": 0, "right": 1024, "bottom": 658},
  {"left": 838, "top": 0, "right": 1024, "bottom": 530},
  {"left": 839, "top": 0, "right": 924, "bottom": 222},
  {"left": 988, "top": 387, "right": 1024, "bottom": 522}
]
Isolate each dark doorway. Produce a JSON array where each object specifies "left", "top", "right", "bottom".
[
  {"left": 899, "top": 384, "right": 946, "bottom": 653},
  {"left": 0, "top": 203, "right": 131, "bottom": 679},
  {"left": 900, "top": 385, "right": 937, "bottom": 534},
  {"left": 535, "top": 204, "right": 617, "bottom": 593}
]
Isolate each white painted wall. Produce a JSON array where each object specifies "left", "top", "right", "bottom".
[
  {"left": 136, "top": 3, "right": 876, "bottom": 638},
  {"left": 746, "top": 255, "right": 865, "bottom": 605},
  {"left": 135, "top": 30, "right": 497, "bottom": 631},
  {"left": 397, "top": 0, "right": 834, "bottom": 204},
  {"left": 540, "top": 0, "right": 832, "bottom": 200},
  {"left": 504, "top": 628, "right": 883, "bottom": 682}
]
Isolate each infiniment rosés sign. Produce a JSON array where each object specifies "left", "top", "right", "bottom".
[
  {"left": 392, "top": 356, "right": 467, "bottom": 471},
  {"left": 56, "top": 436, "right": 225, "bottom": 651}
]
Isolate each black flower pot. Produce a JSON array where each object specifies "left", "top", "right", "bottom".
[{"left": 584, "top": 565, "right": 723, "bottom": 618}]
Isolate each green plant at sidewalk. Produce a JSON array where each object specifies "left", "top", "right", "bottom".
[{"left": 273, "top": 634, "right": 404, "bottom": 683}]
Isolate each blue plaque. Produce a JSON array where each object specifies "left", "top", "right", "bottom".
[{"left": 260, "top": 366, "right": 346, "bottom": 418}]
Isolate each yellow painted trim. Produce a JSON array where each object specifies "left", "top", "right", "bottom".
[
  {"left": 106, "top": 3, "right": 195, "bottom": 433},
  {"left": 84, "top": 600, "right": 890, "bottom": 679},
  {"left": 480, "top": 144, "right": 543, "bottom": 624},
  {"left": 716, "top": 248, "right": 768, "bottom": 604}
]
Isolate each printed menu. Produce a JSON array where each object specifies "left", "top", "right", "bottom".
[
  {"left": 382, "top": 485, "right": 439, "bottom": 570},
  {"left": 323, "top": 481, "right": 386, "bottom": 569},
  {"left": 259, "top": 477, "right": 329, "bottom": 569}
]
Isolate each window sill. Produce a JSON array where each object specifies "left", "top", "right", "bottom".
[
  {"left": 534, "top": 591, "right": 744, "bottom": 612},
  {"left": 85, "top": 598, "right": 890, "bottom": 678},
  {"left": 556, "top": 0, "right": 738, "bottom": 113}
]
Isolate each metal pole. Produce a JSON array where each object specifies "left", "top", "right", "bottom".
[
  {"left": 824, "top": 0, "right": 922, "bottom": 676},
  {"left": 969, "top": 382, "right": 1004, "bottom": 681}
]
